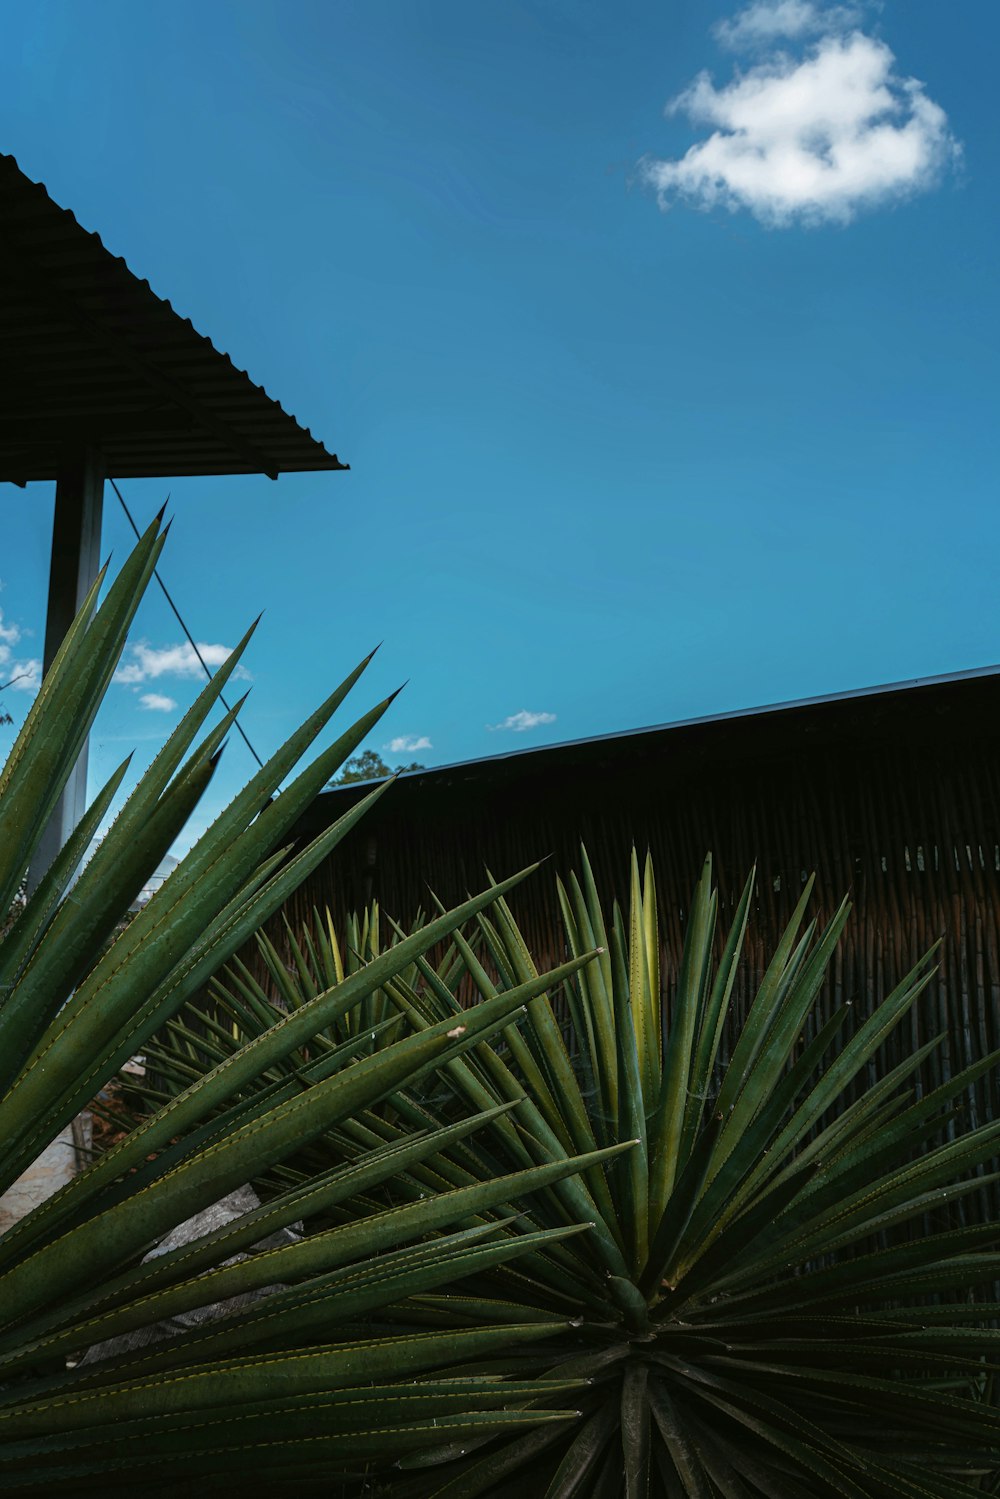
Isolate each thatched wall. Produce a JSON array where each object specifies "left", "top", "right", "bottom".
[{"left": 282, "top": 670, "right": 1000, "bottom": 1222}]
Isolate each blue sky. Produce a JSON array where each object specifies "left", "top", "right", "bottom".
[{"left": 1, "top": 0, "right": 997, "bottom": 848}]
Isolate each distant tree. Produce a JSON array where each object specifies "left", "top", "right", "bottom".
[{"left": 330, "top": 748, "right": 425, "bottom": 785}]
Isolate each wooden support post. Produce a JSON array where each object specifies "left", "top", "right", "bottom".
[{"left": 26, "top": 447, "right": 105, "bottom": 893}]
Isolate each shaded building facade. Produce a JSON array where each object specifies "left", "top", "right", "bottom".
[{"left": 287, "top": 668, "right": 1000, "bottom": 1204}]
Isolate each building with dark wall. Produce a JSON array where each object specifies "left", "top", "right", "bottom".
[{"left": 287, "top": 667, "right": 1000, "bottom": 1182}]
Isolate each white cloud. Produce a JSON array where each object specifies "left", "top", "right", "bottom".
[
  {"left": 0, "top": 610, "right": 41, "bottom": 694},
  {"left": 385, "top": 735, "right": 432, "bottom": 754},
  {"left": 713, "top": 1, "right": 862, "bottom": 48},
  {"left": 115, "top": 641, "right": 251, "bottom": 685},
  {"left": 139, "top": 692, "right": 178, "bottom": 713},
  {"left": 644, "top": 23, "right": 959, "bottom": 226},
  {"left": 0, "top": 655, "right": 41, "bottom": 693},
  {"left": 487, "top": 710, "right": 557, "bottom": 733}
]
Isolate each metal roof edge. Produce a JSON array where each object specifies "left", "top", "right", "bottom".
[
  {"left": 0, "top": 153, "right": 348, "bottom": 474},
  {"left": 321, "top": 661, "right": 1000, "bottom": 796}
]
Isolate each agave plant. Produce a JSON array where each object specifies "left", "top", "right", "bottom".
[
  {"left": 184, "top": 853, "right": 1000, "bottom": 1495},
  {"left": 116, "top": 903, "right": 469, "bottom": 1194},
  {"left": 0, "top": 521, "right": 624, "bottom": 1493}
]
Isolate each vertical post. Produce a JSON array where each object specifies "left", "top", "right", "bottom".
[
  {"left": 362, "top": 833, "right": 378, "bottom": 907},
  {"left": 26, "top": 446, "right": 105, "bottom": 892}
]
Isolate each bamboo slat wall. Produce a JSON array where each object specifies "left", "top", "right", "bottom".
[{"left": 281, "top": 673, "right": 1000, "bottom": 1224}]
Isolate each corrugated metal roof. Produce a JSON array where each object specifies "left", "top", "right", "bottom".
[
  {"left": 0, "top": 154, "right": 348, "bottom": 483},
  {"left": 313, "top": 661, "right": 1000, "bottom": 801}
]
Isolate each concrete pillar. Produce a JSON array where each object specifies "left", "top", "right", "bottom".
[{"left": 26, "top": 446, "right": 105, "bottom": 892}]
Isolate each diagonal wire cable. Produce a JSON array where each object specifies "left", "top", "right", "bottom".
[{"left": 108, "top": 477, "right": 265, "bottom": 769}]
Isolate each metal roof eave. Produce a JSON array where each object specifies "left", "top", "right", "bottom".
[
  {"left": 0, "top": 154, "right": 348, "bottom": 483},
  {"left": 317, "top": 661, "right": 1000, "bottom": 799}
]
